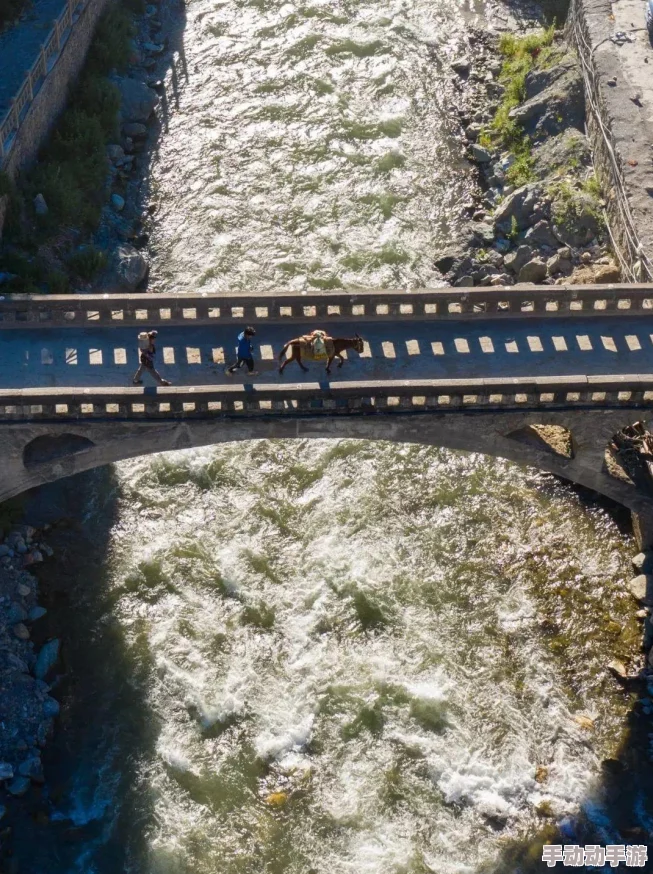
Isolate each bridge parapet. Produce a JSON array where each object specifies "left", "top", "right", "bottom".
[
  {"left": 1, "top": 375, "right": 652, "bottom": 421},
  {"left": 1, "top": 285, "right": 653, "bottom": 327}
]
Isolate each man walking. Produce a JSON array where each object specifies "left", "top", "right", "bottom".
[
  {"left": 132, "top": 330, "right": 172, "bottom": 386},
  {"left": 226, "top": 326, "right": 258, "bottom": 377}
]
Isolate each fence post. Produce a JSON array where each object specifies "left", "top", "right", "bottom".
[{"left": 25, "top": 72, "right": 33, "bottom": 102}]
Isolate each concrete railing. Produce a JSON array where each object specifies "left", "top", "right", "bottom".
[
  {"left": 1, "top": 285, "right": 653, "bottom": 327},
  {"left": 1, "top": 375, "right": 652, "bottom": 421},
  {"left": 0, "top": 0, "right": 87, "bottom": 163}
]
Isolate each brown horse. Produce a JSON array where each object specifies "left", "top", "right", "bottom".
[{"left": 279, "top": 333, "right": 365, "bottom": 374}]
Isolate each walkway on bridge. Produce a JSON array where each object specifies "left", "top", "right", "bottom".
[{"left": 2, "top": 316, "right": 653, "bottom": 388}]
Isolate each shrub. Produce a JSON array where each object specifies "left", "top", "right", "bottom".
[{"left": 67, "top": 246, "right": 107, "bottom": 280}]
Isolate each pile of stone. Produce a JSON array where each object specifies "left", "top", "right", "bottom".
[
  {"left": 441, "top": 30, "right": 621, "bottom": 288},
  {"left": 0, "top": 526, "right": 58, "bottom": 815}
]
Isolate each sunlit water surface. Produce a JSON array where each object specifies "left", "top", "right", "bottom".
[
  {"left": 41, "top": 442, "right": 638, "bottom": 874},
  {"left": 21, "top": 0, "right": 645, "bottom": 869},
  {"left": 147, "top": 0, "right": 480, "bottom": 292}
]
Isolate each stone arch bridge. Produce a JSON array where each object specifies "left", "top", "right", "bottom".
[{"left": 1, "top": 285, "right": 653, "bottom": 514}]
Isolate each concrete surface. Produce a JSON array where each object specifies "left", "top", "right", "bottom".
[{"left": 1, "top": 316, "right": 653, "bottom": 387}]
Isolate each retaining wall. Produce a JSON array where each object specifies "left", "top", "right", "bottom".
[
  {"left": 566, "top": 0, "right": 653, "bottom": 280},
  {"left": 0, "top": 0, "right": 113, "bottom": 237}
]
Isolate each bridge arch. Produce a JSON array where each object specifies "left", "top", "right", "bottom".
[
  {"left": 23, "top": 433, "right": 96, "bottom": 469},
  {"left": 2, "top": 410, "right": 653, "bottom": 515}
]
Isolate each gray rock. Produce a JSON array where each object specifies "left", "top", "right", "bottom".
[
  {"left": 547, "top": 253, "right": 572, "bottom": 276},
  {"left": 17, "top": 583, "right": 31, "bottom": 597},
  {"left": 111, "top": 244, "right": 149, "bottom": 291},
  {"left": 470, "top": 221, "right": 495, "bottom": 244},
  {"left": 633, "top": 552, "right": 653, "bottom": 574},
  {"left": 494, "top": 238, "right": 511, "bottom": 253},
  {"left": 504, "top": 245, "right": 535, "bottom": 275},
  {"left": 470, "top": 144, "right": 492, "bottom": 163},
  {"left": 28, "top": 605, "right": 47, "bottom": 622},
  {"left": 0, "top": 762, "right": 14, "bottom": 781},
  {"left": 107, "top": 144, "right": 125, "bottom": 163},
  {"left": 111, "top": 193, "right": 126, "bottom": 212},
  {"left": 116, "top": 77, "right": 158, "bottom": 123},
  {"left": 18, "top": 756, "right": 44, "bottom": 783},
  {"left": 42, "top": 697, "right": 60, "bottom": 717},
  {"left": 489, "top": 273, "right": 514, "bottom": 286},
  {"left": 493, "top": 183, "right": 544, "bottom": 234},
  {"left": 454, "top": 275, "right": 474, "bottom": 287},
  {"left": 628, "top": 575, "right": 653, "bottom": 604},
  {"left": 451, "top": 58, "right": 470, "bottom": 75},
  {"left": 533, "top": 129, "right": 591, "bottom": 178},
  {"left": 35, "top": 638, "right": 60, "bottom": 681},
  {"left": 464, "top": 123, "right": 483, "bottom": 141},
  {"left": 524, "top": 58, "right": 577, "bottom": 100},
  {"left": 123, "top": 122, "right": 147, "bottom": 139},
  {"left": 7, "top": 603, "right": 28, "bottom": 624},
  {"left": 143, "top": 42, "right": 164, "bottom": 54},
  {"left": 13, "top": 623, "right": 30, "bottom": 640},
  {"left": 33, "top": 193, "right": 48, "bottom": 216},
  {"left": 524, "top": 220, "right": 559, "bottom": 250},
  {"left": 7, "top": 775, "right": 31, "bottom": 797},
  {"left": 509, "top": 64, "right": 584, "bottom": 140},
  {"left": 518, "top": 258, "right": 548, "bottom": 284}
]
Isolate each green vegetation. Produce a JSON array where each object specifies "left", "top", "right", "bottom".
[
  {"left": 548, "top": 176, "right": 604, "bottom": 232},
  {"left": 0, "top": 2, "right": 135, "bottom": 292},
  {"left": 479, "top": 25, "right": 557, "bottom": 188}
]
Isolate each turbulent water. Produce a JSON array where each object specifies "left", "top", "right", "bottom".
[
  {"left": 146, "top": 0, "right": 482, "bottom": 293},
  {"left": 30, "top": 442, "right": 640, "bottom": 874},
  {"left": 13, "top": 0, "right": 648, "bottom": 870}
]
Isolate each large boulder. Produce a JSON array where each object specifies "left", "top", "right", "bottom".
[
  {"left": 504, "top": 244, "right": 536, "bottom": 274},
  {"left": 493, "top": 183, "right": 545, "bottom": 234},
  {"left": 35, "top": 639, "right": 60, "bottom": 680},
  {"left": 518, "top": 258, "right": 548, "bottom": 284},
  {"left": 533, "top": 129, "right": 592, "bottom": 178},
  {"left": 509, "top": 64, "right": 585, "bottom": 140},
  {"left": 116, "top": 77, "right": 158, "bottom": 123},
  {"left": 524, "top": 57, "right": 577, "bottom": 100},
  {"left": 524, "top": 220, "right": 559, "bottom": 249},
  {"left": 111, "top": 244, "right": 149, "bottom": 291}
]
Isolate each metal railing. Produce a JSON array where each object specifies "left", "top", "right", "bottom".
[
  {"left": 0, "top": 375, "right": 651, "bottom": 422},
  {"left": 0, "top": 286, "right": 652, "bottom": 327},
  {"left": 0, "top": 0, "right": 87, "bottom": 163}
]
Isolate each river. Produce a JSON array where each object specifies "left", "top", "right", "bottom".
[{"left": 10, "top": 0, "right": 650, "bottom": 870}]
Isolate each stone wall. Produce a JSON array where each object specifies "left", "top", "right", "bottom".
[
  {"left": 566, "top": 0, "right": 653, "bottom": 280},
  {"left": 0, "top": 0, "right": 114, "bottom": 237}
]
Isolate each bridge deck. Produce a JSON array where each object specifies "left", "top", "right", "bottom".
[{"left": 1, "top": 316, "right": 652, "bottom": 389}]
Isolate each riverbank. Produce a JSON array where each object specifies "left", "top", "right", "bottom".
[
  {"left": 437, "top": 20, "right": 622, "bottom": 288},
  {"left": 0, "top": 517, "right": 59, "bottom": 829}
]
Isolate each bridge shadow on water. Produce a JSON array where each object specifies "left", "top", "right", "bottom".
[
  {"left": 1, "top": 467, "right": 157, "bottom": 874},
  {"left": 124, "top": 0, "right": 189, "bottom": 271}
]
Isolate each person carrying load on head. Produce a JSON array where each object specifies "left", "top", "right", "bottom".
[
  {"left": 226, "top": 326, "right": 259, "bottom": 377},
  {"left": 132, "top": 330, "right": 171, "bottom": 386}
]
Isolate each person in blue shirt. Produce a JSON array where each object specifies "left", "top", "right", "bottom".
[{"left": 226, "top": 326, "right": 258, "bottom": 377}]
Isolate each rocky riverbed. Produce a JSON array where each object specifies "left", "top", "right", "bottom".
[
  {"left": 437, "top": 24, "right": 623, "bottom": 288},
  {"left": 0, "top": 524, "right": 58, "bottom": 825}
]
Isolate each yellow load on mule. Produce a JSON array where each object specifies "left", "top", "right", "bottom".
[{"left": 298, "top": 330, "right": 333, "bottom": 360}]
